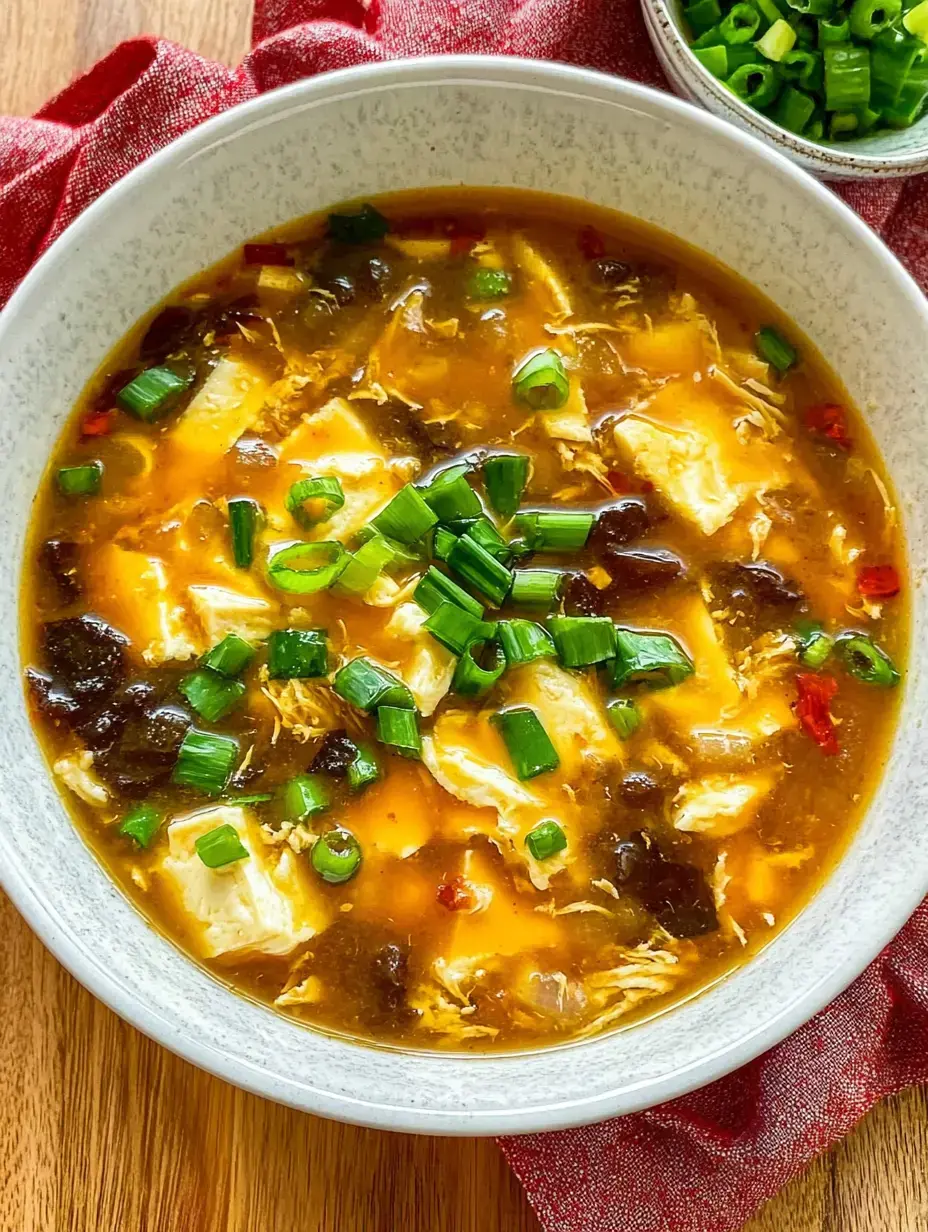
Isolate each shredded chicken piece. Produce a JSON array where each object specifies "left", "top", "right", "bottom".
[
  {"left": 554, "top": 442, "right": 613, "bottom": 490},
  {"left": 712, "top": 366, "right": 787, "bottom": 439},
  {"left": 574, "top": 938, "right": 686, "bottom": 1038},
  {"left": 734, "top": 631, "right": 797, "bottom": 696},
  {"left": 592, "top": 878, "right": 620, "bottom": 900},
  {"left": 410, "top": 991, "right": 499, "bottom": 1040},
  {"left": 261, "top": 673, "right": 364, "bottom": 742},
  {"left": 275, "top": 975, "right": 325, "bottom": 1007},
  {"left": 534, "top": 900, "right": 614, "bottom": 918},
  {"left": 748, "top": 510, "right": 773, "bottom": 560}
]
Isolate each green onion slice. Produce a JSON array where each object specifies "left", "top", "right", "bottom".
[
  {"left": 525, "top": 820, "right": 568, "bottom": 861},
  {"left": 372, "top": 483, "right": 438, "bottom": 545},
  {"left": 611, "top": 630, "right": 695, "bottom": 689},
  {"left": 228, "top": 497, "right": 260, "bottom": 569},
  {"left": 448, "top": 534, "right": 512, "bottom": 606},
  {"left": 195, "top": 822, "right": 249, "bottom": 869},
  {"left": 467, "top": 268, "right": 512, "bottom": 300},
  {"left": 376, "top": 705, "right": 422, "bottom": 758},
  {"left": 433, "top": 527, "right": 458, "bottom": 563},
  {"left": 838, "top": 634, "right": 900, "bottom": 687},
  {"left": 179, "top": 668, "right": 247, "bottom": 723},
  {"left": 117, "top": 366, "right": 192, "bottom": 422},
  {"left": 607, "top": 698, "right": 642, "bottom": 739},
  {"left": 548, "top": 616, "right": 617, "bottom": 668},
  {"left": 756, "top": 16, "right": 797, "bottom": 58},
  {"left": 336, "top": 533, "right": 397, "bottom": 596},
  {"left": 424, "top": 600, "right": 498, "bottom": 656},
  {"left": 498, "top": 619, "right": 557, "bottom": 665},
  {"left": 419, "top": 463, "right": 482, "bottom": 522},
  {"left": 460, "top": 517, "right": 512, "bottom": 564},
  {"left": 333, "top": 657, "right": 415, "bottom": 711},
  {"left": 823, "top": 43, "right": 872, "bottom": 110},
  {"left": 452, "top": 639, "right": 507, "bottom": 697},
  {"left": 267, "top": 628, "right": 328, "bottom": 680},
  {"left": 818, "top": 13, "right": 850, "bottom": 42},
  {"left": 172, "top": 729, "right": 239, "bottom": 796},
  {"left": 727, "top": 62, "right": 781, "bottom": 106},
  {"left": 515, "top": 510, "right": 595, "bottom": 552},
  {"left": 327, "top": 204, "right": 390, "bottom": 244},
  {"left": 202, "top": 634, "right": 256, "bottom": 678},
  {"left": 491, "top": 706, "right": 560, "bottom": 780},
  {"left": 483, "top": 453, "right": 531, "bottom": 519},
  {"left": 720, "top": 3, "right": 761, "bottom": 42},
  {"left": 285, "top": 476, "right": 345, "bottom": 529},
  {"left": 685, "top": 0, "right": 723, "bottom": 34},
  {"left": 284, "top": 773, "right": 330, "bottom": 820},
  {"left": 119, "top": 803, "right": 163, "bottom": 849},
  {"left": 849, "top": 0, "right": 901, "bottom": 39},
  {"left": 57, "top": 462, "right": 103, "bottom": 497},
  {"left": 311, "top": 827, "right": 363, "bottom": 883},
  {"left": 266, "top": 540, "right": 347, "bottom": 594},
  {"left": 798, "top": 628, "right": 834, "bottom": 669},
  {"left": 510, "top": 569, "right": 564, "bottom": 609},
  {"left": 754, "top": 325, "right": 798, "bottom": 374},
  {"left": 512, "top": 348, "right": 570, "bottom": 411},
  {"left": 347, "top": 742, "right": 381, "bottom": 792},
  {"left": 414, "top": 565, "right": 485, "bottom": 618}
]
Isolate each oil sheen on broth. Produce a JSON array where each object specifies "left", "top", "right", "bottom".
[{"left": 22, "top": 190, "right": 905, "bottom": 1051}]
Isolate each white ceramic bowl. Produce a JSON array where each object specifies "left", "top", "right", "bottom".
[
  {"left": 642, "top": 0, "right": 928, "bottom": 178},
  {"left": 1, "top": 56, "right": 927, "bottom": 1136}
]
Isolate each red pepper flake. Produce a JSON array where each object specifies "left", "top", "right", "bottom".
[
  {"left": 448, "top": 224, "right": 486, "bottom": 257},
  {"left": 804, "top": 403, "right": 852, "bottom": 451},
  {"left": 242, "top": 242, "right": 294, "bottom": 267},
  {"left": 795, "top": 672, "right": 840, "bottom": 757},
  {"left": 578, "top": 225, "right": 606, "bottom": 260},
  {"left": 857, "top": 564, "right": 900, "bottom": 599},
  {"left": 436, "top": 876, "right": 475, "bottom": 912},
  {"left": 80, "top": 408, "right": 115, "bottom": 438}
]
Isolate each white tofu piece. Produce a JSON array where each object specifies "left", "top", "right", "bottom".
[
  {"left": 88, "top": 545, "right": 200, "bottom": 666},
  {"left": 511, "top": 234, "right": 572, "bottom": 318},
  {"left": 188, "top": 585, "right": 277, "bottom": 646},
  {"left": 383, "top": 602, "right": 456, "bottom": 717},
  {"left": 159, "top": 805, "right": 328, "bottom": 959},
  {"left": 504, "top": 658, "right": 621, "bottom": 777},
  {"left": 542, "top": 381, "right": 593, "bottom": 444},
  {"left": 169, "top": 355, "right": 271, "bottom": 462},
  {"left": 672, "top": 771, "right": 777, "bottom": 837},
  {"left": 54, "top": 750, "right": 109, "bottom": 807}
]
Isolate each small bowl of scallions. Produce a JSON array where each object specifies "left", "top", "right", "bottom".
[{"left": 641, "top": 0, "right": 928, "bottom": 176}]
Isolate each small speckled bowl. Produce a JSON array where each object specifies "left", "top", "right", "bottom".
[
  {"left": 0, "top": 57, "right": 927, "bottom": 1135},
  {"left": 642, "top": 0, "right": 928, "bottom": 178}
]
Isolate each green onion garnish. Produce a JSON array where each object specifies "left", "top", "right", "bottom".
[
  {"left": 837, "top": 633, "right": 900, "bottom": 687},
  {"left": 336, "top": 533, "right": 397, "bottom": 596},
  {"left": 756, "top": 16, "right": 797, "bottom": 58},
  {"left": 179, "top": 668, "right": 247, "bottom": 722},
  {"left": 118, "top": 803, "right": 163, "bottom": 849},
  {"left": 607, "top": 698, "right": 642, "bottom": 739},
  {"left": 611, "top": 630, "right": 695, "bottom": 689},
  {"left": 348, "top": 742, "right": 381, "bottom": 792},
  {"left": 448, "top": 534, "right": 512, "bottom": 606},
  {"left": 117, "top": 366, "right": 192, "bottom": 422},
  {"left": 467, "top": 268, "right": 512, "bottom": 300},
  {"left": 228, "top": 498, "right": 260, "bottom": 568},
  {"left": 818, "top": 13, "right": 851, "bottom": 42},
  {"left": 755, "top": 326, "right": 798, "bottom": 374},
  {"left": 267, "top": 628, "right": 328, "bottom": 680},
  {"left": 452, "top": 638, "right": 507, "bottom": 696},
  {"left": 483, "top": 453, "right": 531, "bottom": 519},
  {"left": 195, "top": 822, "right": 249, "bottom": 869},
  {"left": 414, "top": 564, "right": 485, "bottom": 618},
  {"left": 780, "top": 48, "right": 823, "bottom": 90},
  {"left": 424, "top": 600, "right": 497, "bottom": 656},
  {"left": 515, "top": 510, "right": 595, "bottom": 552},
  {"left": 285, "top": 476, "right": 345, "bottom": 529},
  {"left": 904, "top": 0, "right": 928, "bottom": 39},
  {"left": 848, "top": 0, "right": 900, "bottom": 38},
  {"left": 372, "top": 483, "right": 438, "bottom": 545},
  {"left": 491, "top": 706, "right": 560, "bottom": 780},
  {"left": 433, "top": 527, "right": 458, "bottom": 563},
  {"left": 376, "top": 705, "right": 421, "bottom": 758},
  {"left": 498, "top": 619, "right": 557, "bottom": 665},
  {"left": 57, "top": 462, "right": 103, "bottom": 497},
  {"left": 202, "top": 634, "right": 256, "bottom": 678},
  {"left": 798, "top": 628, "right": 834, "bottom": 669},
  {"left": 823, "top": 43, "right": 871, "bottom": 109},
  {"left": 221, "top": 793, "right": 274, "bottom": 806},
  {"left": 548, "top": 616, "right": 617, "bottom": 668},
  {"left": 462, "top": 517, "right": 512, "bottom": 564},
  {"left": 772, "top": 84, "right": 818, "bottom": 132},
  {"left": 685, "top": 0, "right": 723, "bottom": 33},
  {"left": 720, "top": 2, "right": 761, "bottom": 42},
  {"left": 311, "top": 827, "right": 363, "bottom": 883},
  {"left": 327, "top": 203, "right": 390, "bottom": 244},
  {"left": 510, "top": 569, "right": 564, "bottom": 608},
  {"left": 172, "top": 729, "right": 239, "bottom": 795},
  {"left": 419, "top": 464, "right": 482, "bottom": 522},
  {"left": 694, "top": 44, "right": 730, "bottom": 75},
  {"left": 284, "top": 773, "right": 330, "bottom": 820},
  {"left": 870, "top": 25, "right": 921, "bottom": 109},
  {"left": 727, "top": 62, "right": 781, "bottom": 105},
  {"left": 525, "top": 820, "right": 567, "bottom": 861},
  {"left": 512, "top": 348, "right": 570, "bottom": 411},
  {"left": 266, "top": 540, "right": 347, "bottom": 593},
  {"left": 333, "top": 657, "right": 415, "bottom": 711}
]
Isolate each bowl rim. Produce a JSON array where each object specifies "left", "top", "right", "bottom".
[
  {"left": 641, "top": 0, "right": 928, "bottom": 177},
  {"left": 2, "top": 53, "right": 927, "bottom": 1135}
]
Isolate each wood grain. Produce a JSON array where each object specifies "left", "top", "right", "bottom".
[{"left": 0, "top": 4, "right": 926, "bottom": 1230}]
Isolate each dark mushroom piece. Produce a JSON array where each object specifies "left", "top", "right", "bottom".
[
  {"left": 371, "top": 942, "right": 410, "bottom": 1014},
  {"left": 562, "top": 573, "right": 607, "bottom": 617},
  {"left": 589, "top": 500, "right": 651, "bottom": 552},
  {"left": 604, "top": 547, "right": 685, "bottom": 593},
  {"left": 613, "top": 831, "right": 718, "bottom": 939},
  {"left": 309, "top": 730, "right": 358, "bottom": 777},
  {"left": 39, "top": 539, "right": 82, "bottom": 604},
  {"left": 42, "top": 616, "right": 128, "bottom": 706},
  {"left": 717, "top": 561, "right": 804, "bottom": 609}
]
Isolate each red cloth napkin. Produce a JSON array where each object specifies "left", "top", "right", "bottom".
[{"left": 2, "top": 4, "right": 927, "bottom": 1229}]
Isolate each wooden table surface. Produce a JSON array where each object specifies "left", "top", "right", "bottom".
[{"left": 1, "top": 4, "right": 927, "bottom": 1229}]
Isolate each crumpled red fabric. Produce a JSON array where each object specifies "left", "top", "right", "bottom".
[{"left": 2, "top": 4, "right": 926, "bottom": 1230}]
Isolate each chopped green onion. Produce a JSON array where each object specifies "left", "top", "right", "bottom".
[
  {"left": 685, "top": 0, "right": 724, "bottom": 32},
  {"left": 903, "top": 0, "right": 928, "bottom": 37},
  {"left": 376, "top": 705, "right": 421, "bottom": 758},
  {"left": 414, "top": 565, "right": 485, "bottom": 618},
  {"left": 515, "top": 510, "right": 595, "bottom": 552},
  {"left": 548, "top": 616, "right": 617, "bottom": 668},
  {"left": 511, "top": 348, "right": 570, "bottom": 411},
  {"left": 452, "top": 639, "right": 507, "bottom": 696},
  {"left": 824, "top": 43, "right": 872, "bottom": 108},
  {"left": 525, "top": 820, "right": 568, "bottom": 861},
  {"left": 721, "top": 2, "right": 762, "bottom": 40},
  {"left": 491, "top": 706, "right": 560, "bottom": 780},
  {"left": 118, "top": 803, "right": 163, "bottom": 848},
  {"left": 727, "top": 44, "right": 763, "bottom": 69},
  {"left": 611, "top": 630, "right": 695, "bottom": 689},
  {"left": 727, "top": 61, "right": 782, "bottom": 104},
  {"left": 228, "top": 498, "right": 260, "bottom": 568},
  {"left": 284, "top": 773, "right": 330, "bottom": 820},
  {"left": 372, "top": 484, "right": 438, "bottom": 545},
  {"left": 419, "top": 463, "right": 482, "bottom": 522},
  {"left": 347, "top": 742, "right": 381, "bottom": 792},
  {"left": 779, "top": 48, "right": 823, "bottom": 90},
  {"left": 202, "top": 634, "right": 255, "bottom": 678},
  {"left": 695, "top": 44, "right": 731, "bottom": 74},
  {"left": 693, "top": 22, "right": 726, "bottom": 45},
  {"left": 467, "top": 268, "right": 512, "bottom": 300},
  {"left": 757, "top": 16, "right": 798, "bottom": 57},
  {"left": 333, "top": 657, "right": 415, "bottom": 711},
  {"left": 221, "top": 793, "right": 274, "bottom": 806},
  {"left": 266, "top": 540, "right": 347, "bottom": 593},
  {"left": 752, "top": 0, "right": 785, "bottom": 25},
  {"left": 870, "top": 26, "right": 922, "bottom": 107},
  {"left": 195, "top": 822, "right": 249, "bottom": 868},
  {"left": 849, "top": 0, "right": 901, "bottom": 38},
  {"left": 285, "top": 476, "right": 344, "bottom": 529},
  {"left": 173, "top": 729, "right": 239, "bottom": 795},
  {"left": 179, "top": 668, "right": 246, "bottom": 722},
  {"left": 336, "top": 533, "right": 397, "bottom": 596},
  {"left": 267, "top": 628, "right": 328, "bottom": 679},
  {"left": 806, "top": 118, "right": 825, "bottom": 138},
  {"left": 510, "top": 569, "right": 564, "bottom": 608},
  {"left": 881, "top": 64, "right": 928, "bottom": 125},
  {"left": 607, "top": 698, "right": 643, "bottom": 739},
  {"left": 448, "top": 534, "right": 512, "bottom": 606},
  {"left": 424, "top": 600, "right": 497, "bottom": 655},
  {"left": 773, "top": 84, "right": 818, "bottom": 131},
  {"left": 56, "top": 462, "right": 103, "bottom": 497},
  {"left": 484, "top": 453, "right": 531, "bottom": 518},
  {"left": 818, "top": 12, "right": 851, "bottom": 41},
  {"left": 838, "top": 633, "right": 900, "bottom": 686},
  {"left": 755, "top": 325, "right": 798, "bottom": 374},
  {"left": 433, "top": 526, "right": 458, "bottom": 562},
  {"left": 498, "top": 619, "right": 557, "bottom": 665},
  {"left": 311, "top": 827, "right": 362, "bottom": 883},
  {"left": 462, "top": 517, "right": 512, "bottom": 564},
  {"left": 785, "top": 0, "right": 831, "bottom": 13},
  {"left": 798, "top": 628, "right": 834, "bottom": 668},
  {"left": 117, "top": 366, "right": 192, "bottom": 422},
  {"left": 327, "top": 203, "right": 390, "bottom": 244}
]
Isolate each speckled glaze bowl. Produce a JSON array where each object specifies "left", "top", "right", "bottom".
[
  {"left": 0, "top": 57, "right": 926, "bottom": 1135},
  {"left": 642, "top": 0, "right": 928, "bottom": 178}
]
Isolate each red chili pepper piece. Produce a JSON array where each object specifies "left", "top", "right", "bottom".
[
  {"left": 242, "top": 242, "right": 294, "bottom": 267},
  {"left": 795, "top": 672, "right": 840, "bottom": 756},
  {"left": 857, "top": 564, "right": 900, "bottom": 599},
  {"left": 804, "top": 403, "right": 852, "bottom": 451},
  {"left": 436, "top": 876, "right": 475, "bottom": 912},
  {"left": 578, "top": 225, "right": 606, "bottom": 260},
  {"left": 80, "top": 408, "right": 115, "bottom": 437},
  {"left": 448, "top": 223, "right": 486, "bottom": 256}
]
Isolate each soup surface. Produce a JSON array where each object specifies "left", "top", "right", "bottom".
[{"left": 23, "top": 190, "right": 905, "bottom": 1051}]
